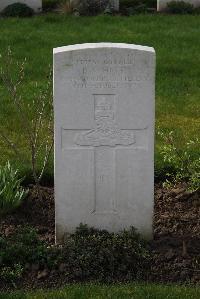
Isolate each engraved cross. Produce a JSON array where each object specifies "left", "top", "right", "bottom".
[{"left": 62, "top": 94, "right": 146, "bottom": 214}]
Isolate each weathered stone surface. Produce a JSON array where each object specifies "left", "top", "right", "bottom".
[
  {"left": 109, "top": 0, "right": 119, "bottom": 11},
  {"left": 157, "top": 0, "right": 199, "bottom": 11},
  {"left": 54, "top": 43, "right": 155, "bottom": 242},
  {"left": 0, "top": 0, "right": 42, "bottom": 13}
]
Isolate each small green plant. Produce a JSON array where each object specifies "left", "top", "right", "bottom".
[
  {"left": 0, "top": 264, "right": 23, "bottom": 283},
  {"left": 1, "top": 3, "right": 34, "bottom": 17},
  {"left": 158, "top": 129, "right": 200, "bottom": 192},
  {"left": 194, "top": 6, "right": 200, "bottom": 14},
  {"left": 119, "top": 0, "right": 156, "bottom": 15},
  {"left": 43, "top": 0, "right": 62, "bottom": 11},
  {"left": 72, "top": 0, "right": 109, "bottom": 16},
  {"left": 125, "top": 4, "right": 147, "bottom": 15},
  {"left": 0, "top": 49, "right": 53, "bottom": 198},
  {"left": 0, "top": 161, "right": 28, "bottom": 215},
  {"left": 0, "top": 225, "right": 150, "bottom": 284},
  {"left": 61, "top": 224, "right": 150, "bottom": 281},
  {"left": 167, "top": 1, "right": 194, "bottom": 14},
  {"left": 0, "top": 227, "right": 47, "bottom": 268}
]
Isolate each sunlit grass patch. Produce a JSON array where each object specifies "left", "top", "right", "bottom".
[{"left": 1, "top": 283, "right": 200, "bottom": 299}]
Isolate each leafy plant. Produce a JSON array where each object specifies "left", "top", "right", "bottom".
[
  {"left": 120, "top": 0, "right": 142, "bottom": 8},
  {"left": 0, "top": 225, "right": 150, "bottom": 284},
  {"left": 119, "top": 0, "right": 157, "bottom": 8},
  {"left": 1, "top": 3, "right": 34, "bottom": 17},
  {"left": 194, "top": 6, "right": 200, "bottom": 14},
  {"left": 0, "top": 227, "right": 47, "bottom": 270},
  {"left": 120, "top": 0, "right": 156, "bottom": 14},
  {"left": 72, "top": 0, "right": 109, "bottom": 16},
  {"left": 0, "top": 161, "right": 28, "bottom": 215},
  {"left": 167, "top": 1, "right": 194, "bottom": 14},
  {"left": 43, "top": 0, "right": 62, "bottom": 11},
  {"left": 61, "top": 224, "right": 150, "bottom": 281},
  {"left": 0, "top": 263, "right": 23, "bottom": 283},
  {"left": 158, "top": 129, "right": 200, "bottom": 191},
  {"left": 0, "top": 49, "right": 53, "bottom": 198},
  {"left": 124, "top": 4, "right": 148, "bottom": 15},
  {"left": 0, "top": 227, "right": 46, "bottom": 283}
]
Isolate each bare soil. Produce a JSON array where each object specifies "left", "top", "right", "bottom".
[
  {"left": 0, "top": 183, "right": 199, "bottom": 289},
  {"left": 151, "top": 184, "right": 200, "bottom": 283}
]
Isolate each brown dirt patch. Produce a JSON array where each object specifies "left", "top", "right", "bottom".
[
  {"left": 0, "top": 185, "right": 55, "bottom": 244},
  {"left": 150, "top": 184, "right": 200, "bottom": 283},
  {"left": 0, "top": 183, "right": 199, "bottom": 288}
]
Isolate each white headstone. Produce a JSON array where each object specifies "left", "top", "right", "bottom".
[
  {"left": 0, "top": 0, "right": 42, "bottom": 13},
  {"left": 109, "top": 0, "right": 119, "bottom": 11},
  {"left": 157, "top": 0, "right": 199, "bottom": 11},
  {"left": 54, "top": 43, "right": 155, "bottom": 242}
]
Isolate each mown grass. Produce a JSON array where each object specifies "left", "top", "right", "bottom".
[
  {"left": 1, "top": 283, "right": 200, "bottom": 299},
  {"left": 0, "top": 14, "right": 199, "bottom": 180}
]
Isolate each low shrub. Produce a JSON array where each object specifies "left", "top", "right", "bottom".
[
  {"left": 0, "top": 161, "right": 28, "bottom": 215},
  {"left": 167, "top": 1, "right": 194, "bottom": 14},
  {"left": 61, "top": 224, "right": 150, "bottom": 281},
  {"left": 0, "top": 227, "right": 47, "bottom": 284},
  {"left": 1, "top": 3, "right": 34, "bottom": 17},
  {"left": 194, "top": 6, "right": 200, "bottom": 14},
  {"left": 123, "top": 4, "right": 148, "bottom": 15},
  {"left": 0, "top": 227, "right": 47, "bottom": 267},
  {"left": 0, "top": 264, "right": 23, "bottom": 283},
  {"left": 72, "top": 0, "right": 109, "bottom": 16},
  {"left": 119, "top": 0, "right": 156, "bottom": 15},
  {"left": 43, "top": 0, "right": 62, "bottom": 11},
  {"left": 120, "top": 0, "right": 156, "bottom": 9},
  {"left": 0, "top": 225, "right": 150, "bottom": 284}
]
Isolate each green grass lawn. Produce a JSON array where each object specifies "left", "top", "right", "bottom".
[
  {"left": 0, "top": 14, "right": 199, "bottom": 179},
  {"left": 1, "top": 283, "right": 200, "bottom": 299}
]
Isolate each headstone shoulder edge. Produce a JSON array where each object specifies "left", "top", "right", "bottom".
[{"left": 53, "top": 43, "right": 155, "bottom": 55}]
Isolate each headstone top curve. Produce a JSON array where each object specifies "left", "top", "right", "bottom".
[{"left": 53, "top": 43, "right": 155, "bottom": 55}]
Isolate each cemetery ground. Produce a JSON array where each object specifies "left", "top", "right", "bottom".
[
  {"left": 1, "top": 283, "right": 200, "bottom": 299},
  {"left": 0, "top": 13, "right": 200, "bottom": 293}
]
